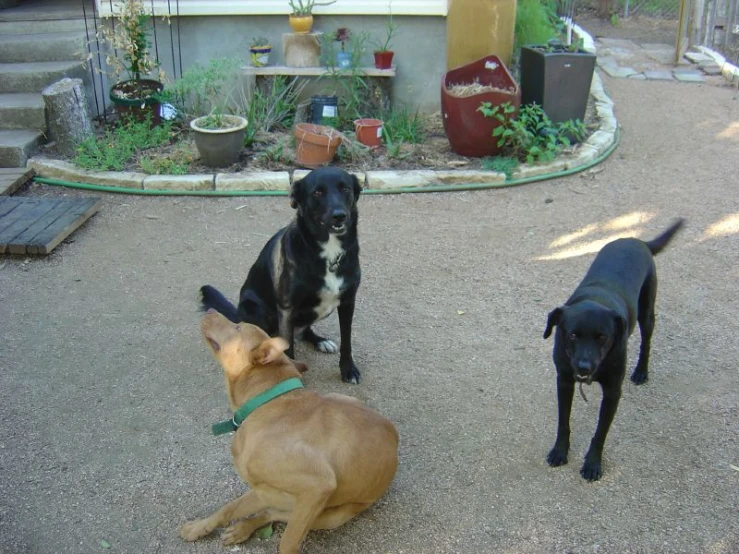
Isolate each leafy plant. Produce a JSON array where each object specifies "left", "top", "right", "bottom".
[
  {"left": 477, "top": 102, "right": 586, "bottom": 164},
  {"left": 382, "top": 105, "right": 425, "bottom": 144},
  {"left": 371, "top": 2, "right": 398, "bottom": 52},
  {"left": 244, "top": 76, "right": 307, "bottom": 147},
  {"left": 255, "top": 139, "right": 293, "bottom": 165},
  {"left": 74, "top": 116, "right": 172, "bottom": 171},
  {"left": 160, "top": 57, "right": 244, "bottom": 127},
  {"left": 92, "top": 0, "right": 165, "bottom": 82},
  {"left": 481, "top": 156, "right": 520, "bottom": 180},
  {"left": 139, "top": 145, "right": 192, "bottom": 174},
  {"left": 514, "top": 0, "right": 559, "bottom": 52},
  {"left": 250, "top": 36, "right": 270, "bottom": 48},
  {"left": 287, "top": 0, "right": 336, "bottom": 16}
]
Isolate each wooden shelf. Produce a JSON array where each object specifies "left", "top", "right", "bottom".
[{"left": 242, "top": 65, "right": 396, "bottom": 77}]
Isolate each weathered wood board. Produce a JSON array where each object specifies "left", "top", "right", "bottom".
[
  {"left": 0, "top": 168, "right": 35, "bottom": 196},
  {"left": 0, "top": 196, "right": 101, "bottom": 255}
]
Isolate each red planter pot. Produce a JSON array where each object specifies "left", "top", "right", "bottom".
[
  {"left": 373, "top": 51, "right": 394, "bottom": 69},
  {"left": 354, "top": 119, "right": 383, "bottom": 147},
  {"left": 441, "top": 55, "right": 521, "bottom": 157}
]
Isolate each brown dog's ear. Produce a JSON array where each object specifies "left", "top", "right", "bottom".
[
  {"left": 289, "top": 176, "right": 305, "bottom": 209},
  {"left": 251, "top": 337, "right": 289, "bottom": 365},
  {"left": 544, "top": 307, "right": 563, "bottom": 339},
  {"left": 291, "top": 359, "right": 309, "bottom": 374}
]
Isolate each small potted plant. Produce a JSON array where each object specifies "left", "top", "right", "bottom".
[
  {"left": 372, "top": 4, "right": 398, "bottom": 69},
  {"left": 334, "top": 27, "right": 351, "bottom": 69},
  {"left": 94, "top": 0, "right": 166, "bottom": 125},
  {"left": 294, "top": 123, "right": 342, "bottom": 167},
  {"left": 287, "top": 0, "right": 336, "bottom": 34},
  {"left": 519, "top": 39, "right": 596, "bottom": 125},
  {"left": 249, "top": 36, "right": 272, "bottom": 67},
  {"left": 165, "top": 58, "right": 248, "bottom": 167}
]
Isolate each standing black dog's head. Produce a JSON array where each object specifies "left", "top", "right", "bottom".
[
  {"left": 290, "top": 167, "right": 362, "bottom": 239},
  {"left": 544, "top": 301, "right": 626, "bottom": 382}
]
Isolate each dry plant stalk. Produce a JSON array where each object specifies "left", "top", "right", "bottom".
[{"left": 446, "top": 81, "right": 515, "bottom": 97}]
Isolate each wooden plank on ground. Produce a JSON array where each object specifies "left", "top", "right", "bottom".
[
  {"left": 26, "top": 197, "right": 101, "bottom": 255},
  {"left": 7, "top": 198, "right": 83, "bottom": 255},
  {"left": 0, "top": 198, "right": 51, "bottom": 253},
  {"left": 0, "top": 168, "right": 35, "bottom": 196}
]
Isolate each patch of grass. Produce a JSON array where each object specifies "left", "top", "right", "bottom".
[
  {"left": 139, "top": 143, "right": 194, "bottom": 174},
  {"left": 74, "top": 117, "right": 172, "bottom": 171},
  {"left": 482, "top": 156, "right": 520, "bottom": 179},
  {"left": 254, "top": 138, "right": 293, "bottom": 165},
  {"left": 382, "top": 106, "right": 425, "bottom": 144},
  {"left": 514, "top": 0, "right": 559, "bottom": 51}
]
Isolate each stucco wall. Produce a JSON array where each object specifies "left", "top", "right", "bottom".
[{"left": 96, "top": 14, "right": 447, "bottom": 116}]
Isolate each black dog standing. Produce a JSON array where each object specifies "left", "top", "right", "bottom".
[
  {"left": 200, "top": 167, "right": 363, "bottom": 383},
  {"left": 543, "top": 219, "right": 684, "bottom": 481}
]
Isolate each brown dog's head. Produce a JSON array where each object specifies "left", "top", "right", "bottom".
[
  {"left": 544, "top": 301, "right": 626, "bottom": 383},
  {"left": 201, "top": 309, "right": 306, "bottom": 409}
]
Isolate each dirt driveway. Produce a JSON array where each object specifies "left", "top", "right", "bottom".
[{"left": 1, "top": 74, "right": 738, "bottom": 553}]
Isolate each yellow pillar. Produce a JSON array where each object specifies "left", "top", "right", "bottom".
[{"left": 446, "top": 0, "right": 518, "bottom": 70}]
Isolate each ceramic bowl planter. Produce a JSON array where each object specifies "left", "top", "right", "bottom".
[
  {"left": 373, "top": 51, "right": 394, "bottom": 69},
  {"left": 520, "top": 44, "right": 596, "bottom": 124},
  {"left": 294, "top": 123, "right": 342, "bottom": 168},
  {"left": 441, "top": 55, "right": 520, "bottom": 157},
  {"left": 109, "top": 79, "right": 164, "bottom": 125},
  {"left": 190, "top": 115, "right": 248, "bottom": 167},
  {"left": 289, "top": 15, "right": 314, "bottom": 34},
  {"left": 249, "top": 44, "right": 272, "bottom": 67},
  {"left": 354, "top": 119, "right": 383, "bottom": 147}
]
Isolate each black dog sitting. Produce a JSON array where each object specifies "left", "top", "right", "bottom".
[
  {"left": 543, "top": 218, "right": 684, "bottom": 481},
  {"left": 200, "top": 167, "right": 363, "bottom": 383}
]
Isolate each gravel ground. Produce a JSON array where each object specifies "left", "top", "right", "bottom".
[{"left": 1, "top": 75, "right": 738, "bottom": 554}]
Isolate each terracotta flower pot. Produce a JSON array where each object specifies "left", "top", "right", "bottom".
[
  {"left": 289, "top": 15, "right": 313, "bottom": 34},
  {"left": 354, "top": 119, "right": 383, "bottom": 147},
  {"left": 441, "top": 55, "right": 520, "bottom": 157},
  {"left": 294, "top": 123, "right": 342, "bottom": 168},
  {"left": 373, "top": 51, "right": 394, "bottom": 69}
]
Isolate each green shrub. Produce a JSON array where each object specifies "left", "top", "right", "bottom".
[
  {"left": 514, "top": 0, "right": 560, "bottom": 51},
  {"left": 477, "top": 102, "right": 586, "bottom": 164},
  {"left": 382, "top": 105, "right": 425, "bottom": 145},
  {"left": 74, "top": 117, "right": 172, "bottom": 171}
]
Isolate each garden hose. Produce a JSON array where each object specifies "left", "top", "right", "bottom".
[{"left": 32, "top": 128, "right": 619, "bottom": 197}]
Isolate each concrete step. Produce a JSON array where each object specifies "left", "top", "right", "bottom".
[
  {"left": 0, "top": 93, "right": 45, "bottom": 130},
  {"left": 0, "top": 31, "right": 86, "bottom": 63},
  {"left": 0, "top": 128, "right": 44, "bottom": 168},
  {"left": 0, "top": 19, "right": 92, "bottom": 35},
  {"left": 0, "top": 60, "right": 87, "bottom": 93}
]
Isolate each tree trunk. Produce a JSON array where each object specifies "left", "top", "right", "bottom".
[{"left": 42, "top": 78, "right": 94, "bottom": 157}]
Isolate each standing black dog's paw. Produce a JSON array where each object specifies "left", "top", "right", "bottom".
[
  {"left": 340, "top": 362, "right": 361, "bottom": 384},
  {"left": 580, "top": 459, "right": 603, "bottom": 481},
  {"left": 546, "top": 447, "right": 569, "bottom": 467},
  {"left": 630, "top": 370, "right": 648, "bottom": 385}
]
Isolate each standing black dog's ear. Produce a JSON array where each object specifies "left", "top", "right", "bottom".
[
  {"left": 543, "top": 307, "right": 563, "bottom": 339},
  {"left": 290, "top": 176, "right": 305, "bottom": 209},
  {"left": 612, "top": 312, "right": 627, "bottom": 343},
  {"left": 352, "top": 174, "right": 362, "bottom": 204}
]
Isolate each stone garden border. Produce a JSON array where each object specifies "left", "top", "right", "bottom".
[{"left": 27, "top": 24, "right": 618, "bottom": 195}]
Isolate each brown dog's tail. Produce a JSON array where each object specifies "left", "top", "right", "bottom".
[{"left": 645, "top": 218, "right": 685, "bottom": 255}]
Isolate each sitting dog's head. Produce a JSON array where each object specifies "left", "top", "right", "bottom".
[
  {"left": 543, "top": 302, "right": 626, "bottom": 382},
  {"left": 201, "top": 309, "right": 306, "bottom": 409},
  {"left": 290, "top": 167, "right": 362, "bottom": 239}
]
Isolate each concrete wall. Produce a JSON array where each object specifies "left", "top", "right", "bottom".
[{"left": 92, "top": 14, "right": 446, "bottom": 116}]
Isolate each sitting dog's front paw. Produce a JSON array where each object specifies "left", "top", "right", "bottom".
[
  {"left": 580, "top": 458, "right": 603, "bottom": 481},
  {"left": 340, "top": 362, "right": 361, "bottom": 384},
  {"left": 222, "top": 521, "right": 259, "bottom": 546},
  {"left": 546, "top": 447, "right": 569, "bottom": 467},
  {"left": 180, "top": 519, "right": 213, "bottom": 542},
  {"left": 630, "top": 369, "right": 648, "bottom": 385},
  {"left": 316, "top": 339, "right": 338, "bottom": 354}
]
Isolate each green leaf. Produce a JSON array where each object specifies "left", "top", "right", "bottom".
[{"left": 100, "top": 540, "right": 111, "bottom": 549}]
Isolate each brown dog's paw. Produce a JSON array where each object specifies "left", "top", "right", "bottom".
[
  {"left": 222, "top": 520, "right": 260, "bottom": 546},
  {"left": 180, "top": 519, "right": 213, "bottom": 542}
]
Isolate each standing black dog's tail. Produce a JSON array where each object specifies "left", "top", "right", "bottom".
[
  {"left": 200, "top": 285, "right": 241, "bottom": 323},
  {"left": 645, "top": 218, "right": 685, "bottom": 255}
]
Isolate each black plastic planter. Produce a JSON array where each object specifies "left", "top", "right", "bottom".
[{"left": 519, "top": 45, "right": 596, "bottom": 125}]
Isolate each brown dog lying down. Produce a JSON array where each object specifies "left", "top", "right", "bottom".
[{"left": 180, "top": 309, "right": 399, "bottom": 553}]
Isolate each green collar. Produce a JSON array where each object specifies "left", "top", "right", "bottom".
[{"left": 211, "top": 377, "right": 304, "bottom": 436}]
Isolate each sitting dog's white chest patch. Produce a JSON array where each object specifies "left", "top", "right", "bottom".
[{"left": 315, "top": 235, "right": 345, "bottom": 320}]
